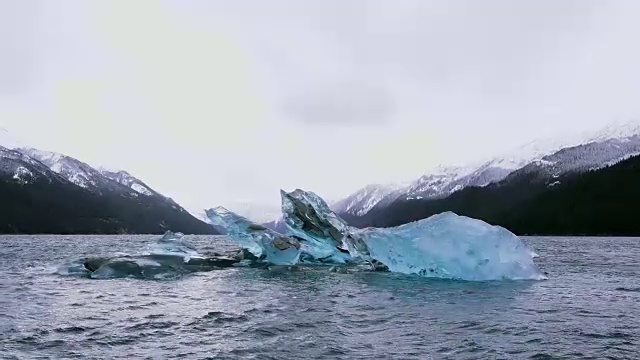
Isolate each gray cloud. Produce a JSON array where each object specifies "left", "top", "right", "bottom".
[
  {"left": 282, "top": 81, "right": 394, "bottom": 125},
  {"left": 3, "top": 0, "right": 640, "bottom": 212}
]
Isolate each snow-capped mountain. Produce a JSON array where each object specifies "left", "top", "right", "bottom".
[
  {"left": 588, "top": 119, "right": 640, "bottom": 143},
  {"left": 186, "top": 208, "right": 213, "bottom": 224},
  {"left": 331, "top": 183, "right": 406, "bottom": 216},
  {"left": 16, "top": 148, "right": 173, "bottom": 203},
  {"left": 0, "top": 127, "right": 214, "bottom": 234},
  {"left": 336, "top": 151, "right": 555, "bottom": 218},
  {"left": 336, "top": 119, "right": 640, "bottom": 218},
  {"left": 99, "top": 168, "right": 158, "bottom": 197},
  {"left": 405, "top": 163, "right": 513, "bottom": 200},
  {"left": 0, "top": 146, "right": 64, "bottom": 185},
  {"left": 403, "top": 165, "right": 475, "bottom": 200},
  {"left": 513, "top": 133, "right": 640, "bottom": 182},
  {"left": 17, "top": 148, "right": 134, "bottom": 195},
  {"left": 219, "top": 201, "right": 283, "bottom": 224},
  {"left": 406, "top": 131, "right": 595, "bottom": 199}
]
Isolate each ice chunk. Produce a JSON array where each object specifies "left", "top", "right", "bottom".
[
  {"left": 77, "top": 253, "right": 241, "bottom": 280},
  {"left": 205, "top": 207, "right": 264, "bottom": 257},
  {"left": 206, "top": 207, "right": 301, "bottom": 265},
  {"left": 89, "top": 257, "right": 162, "bottom": 279},
  {"left": 280, "top": 190, "right": 352, "bottom": 263},
  {"left": 355, "top": 212, "right": 546, "bottom": 281},
  {"left": 281, "top": 189, "right": 545, "bottom": 281},
  {"left": 145, "top": 231, "right": 202, "bottom": 262},
  {"left": 58, "top": 232, "right": 243, "bottom": 280}
]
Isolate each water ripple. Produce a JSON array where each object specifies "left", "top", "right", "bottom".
[{"left": 0, "top": 235, "right": 639, "bottom": 359}]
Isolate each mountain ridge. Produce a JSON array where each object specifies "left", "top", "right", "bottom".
[
  {"left": 334, "top": 119, "right": 640, "bottom": 221},
  {"left": 354, "top": 153, "right": 640, "bottom": 236},
  {"left": 0, "top": 135, "right": 216, "bottom": 235}
]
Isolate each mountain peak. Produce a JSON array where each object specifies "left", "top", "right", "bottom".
[
  {"left": 588, "top": 119, "right": 640, "bottom": 143},
  {"left": 18, "top": 147, "right": 103, "bottom": 190},
  {"left": 331, "top": 182, "right": 406, "bottom": 216}
]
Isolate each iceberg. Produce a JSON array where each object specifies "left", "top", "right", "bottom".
[
  {"left": 205, "top": 207, "right": 302, "bottom": 265},
  {"left": 190, "top": 189, "right": 546, "bottom": 281},
  {"left": 280, "top": 190, "right": 353, "bottom": 263},
  {"left": 61, "top": 195, "right": 544, "bottom": 281},
  {"left": 203, "top": 189, "right": 545, "bottom": 281},
  {"left": 279, "top": 189, "right": 545, "bottom": 280},
  {"left": 353, "top": 212, "right": 545, "bottom": 281},
  {"left": 143, "top": 231, "right": 202, "bottom": 262},
  {"left": 281, "top": 189, "right": 546, "bottom": 280}
]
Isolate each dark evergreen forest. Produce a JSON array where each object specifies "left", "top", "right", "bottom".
[{"left": 346, "top": 155, "right": 640, "bottom": 236}]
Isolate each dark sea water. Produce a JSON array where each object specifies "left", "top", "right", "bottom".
[{"left": 0, "top": 235, "right": 638, "bottom": 360}]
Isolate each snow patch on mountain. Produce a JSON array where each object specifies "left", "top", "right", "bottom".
[
  {"left": 490, "top": 134, "right": 587, "bottom": 170},
  {"left": 588, "top": 119, "right": 640, "bottom": 143},
  {"left": 131, "top": 183, "right": 153, "bottom": 196},
  {"left": 332, "top": 183, "right": 406, "bottom": 216},
  {"left": 404, "top": 165, "right": 474, "bottom": 199},
  {"left": 13, "top": 166, "right": 34, "bottom": 184},
  {"left": 185, "top": 207, "right": 213, "bottom": 224},
  {"left": 0, "top": 146, "right": 62, "bottom": 183},
  {"left": 1, "top": 147, "right": 41, "bottom": 168},
  {"left": 99, "top": 168, "right": 156, "bottom": 196},
  {"left": 19, "top": 148, "right": 101, "bottom": 190}
]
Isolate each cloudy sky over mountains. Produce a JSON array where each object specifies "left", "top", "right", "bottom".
[{"left": 1, "top": 0, "right": 640, "bottom": 214}]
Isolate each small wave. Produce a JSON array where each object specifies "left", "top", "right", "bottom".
[
  {"left": 54, "top": 326, "right": 88, "bottom": 334},
  {"left": 37, "top": 339, "right": 66, "bottom": 349},
  {"left": 145, "top": 314, "right": 165, "bottom": 320},
  {"left": 199, "top": 311, "right": 249, "bottom": 324},
  {"left": 126, "top": 321, "right": 180, "bottom": 331},
  {"left": 529, "top": 354, "right": 556, "bottom": 360},
  {"left": 456, "top": 320, "right": 484, "bottom": 330},
  {"left": 579, "top": 331, "right": 634, "bottom": 340},
  {"left": 615, "top": 287, "right": 640, "bottom": 292},
  {"left": 245, "top": 324, "right": 292, "bottom": 338}
]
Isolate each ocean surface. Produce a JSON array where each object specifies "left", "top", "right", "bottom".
[{"left": 0, "top": 235, "right": 638, "bottom": 360}]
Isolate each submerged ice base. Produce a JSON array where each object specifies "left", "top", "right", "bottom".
[{"left": 60, "top": 231, "right": 242, "bottom": 280}]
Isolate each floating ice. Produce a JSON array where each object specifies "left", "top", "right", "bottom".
[
  {"left": 89, "top": 257, "right": 164, "bottom": 279},
  {"left": 205, "top": 207, "right": 301, "bottom": 265},
  {"left": 280, "top": 190, "right": 353, "bottom": 263},
  {"left": 280, "top": 189, "right": 545, "bottom": 281},
  {"left": 205, "top": 189, "right": 543, "bottom": 280},
  {"left": 144, "top": 231, "right": 202, "bottom": 262},
  {"left": 353, "top": 212, "right": 546, "bottom": 281},
  {"left": 59, "top": 231, "right": 242, "bottom": 280},
  {"left": 64, "top": 190, "right": 544, "bottom": 281}
]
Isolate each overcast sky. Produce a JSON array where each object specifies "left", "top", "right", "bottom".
[{"left": 1, "top": 0, "right": 640, "bottom": 220}]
